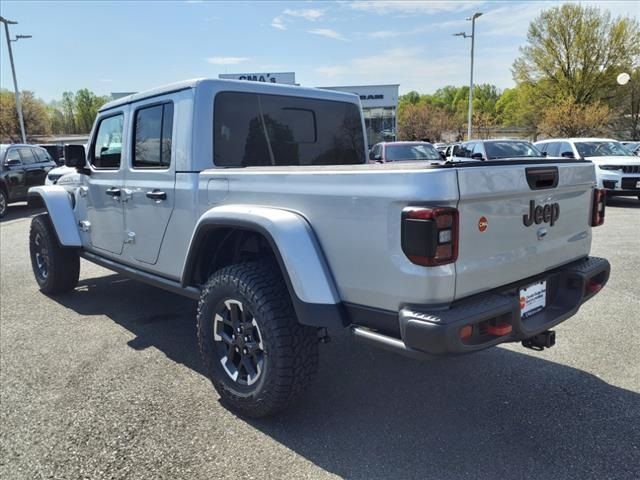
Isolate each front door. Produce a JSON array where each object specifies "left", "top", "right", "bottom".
[
  {"left": 123, "top": 101, "right": 176, "bottom": 265},
  {"left": 85, "top": 112, "right": 127, "bottom": 256}
]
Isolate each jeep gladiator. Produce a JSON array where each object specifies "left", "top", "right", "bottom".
[{"left": 28, "top": 79, "right": 610, "bottom": 417}]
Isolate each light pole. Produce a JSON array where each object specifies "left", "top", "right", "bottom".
[
  {"left": 1, "top": 16, "right": 31, "bottom": 144},
  {"left": 454, "top": 11, "right": 482, "bottom": 140}
]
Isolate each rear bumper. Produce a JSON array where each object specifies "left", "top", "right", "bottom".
[{"left": 354, "top": 256, "right": 610, "bottom": 357}]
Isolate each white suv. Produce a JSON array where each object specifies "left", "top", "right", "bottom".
[{"left": 535, "top": 138, "right": 640, "bottom": 200}]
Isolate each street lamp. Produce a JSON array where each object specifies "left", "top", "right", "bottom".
[
  {"left": 454, "top": 12, "right": 483, "bottom": 140},
  {"left": 0, "top": 16, "right": 31, "bottom": 144}
]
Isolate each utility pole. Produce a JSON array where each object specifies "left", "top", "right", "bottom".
[
  {"left": 453, "top": 12, "right": 483, "bottom": 140},
  {"left": 1, "top": 16, "right": 30, "bottom": 144}
]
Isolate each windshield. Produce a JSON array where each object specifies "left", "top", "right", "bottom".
[
  {"left": 575, "top": 141, "right": 631, "bottom": 157},
  {"left": 385, "top": 144, "right": 441, "bottom": 161},
  {"left": 484, "top": 141, "right": 542, "bottom": 159}
]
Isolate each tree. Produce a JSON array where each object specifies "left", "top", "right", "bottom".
[
  {"left": 538, "top": 97, "right": 611, "bottom": 137},
  {"left": 74, "top": 89, "right": 109, "bottom": 133},
  {"left": 397, "top": 103, "right": 453, "bottom": 142},
  {"left": 609, "top": 67, "right": 640, "bottom": 139},
  {"left": 0, "top": 89, "right": 50, "bottom": 141},
  {"left": 61, "top": 91, "right": 76, "bottom": 133},
  {"left": 513, "top": 4, "right": 640, "bottom": 104}
]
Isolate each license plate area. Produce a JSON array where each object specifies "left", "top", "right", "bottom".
[{"left": 519, "top": 281, "right": 547, "bottom": 318}]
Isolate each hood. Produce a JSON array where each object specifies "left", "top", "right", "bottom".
[
  {"left": 584, "top": 155, "right": 640, "bottom": 166},
  {"left": 48, "top": 165, "right": 77, "bottom": 175}
]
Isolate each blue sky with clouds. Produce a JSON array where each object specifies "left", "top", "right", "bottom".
[{"left": 1, "top": 1, "right": 638, "bottom": 101}]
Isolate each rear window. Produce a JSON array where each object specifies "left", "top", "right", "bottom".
[
  {"left": 214, "top": 92, "right": 365, "bottom": 167},
  {"left": 484, "top": 141, "right": 542, "bottom": 159}
]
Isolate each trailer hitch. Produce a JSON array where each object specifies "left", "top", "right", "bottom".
[{"left": 522, "top": 330, "right": 556, "bottom": 351}]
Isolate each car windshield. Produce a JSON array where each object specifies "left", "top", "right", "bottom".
[
  {"left": 575, "top": 141, "right": 631, "bottom": 157},
  {"left": 484, "top": 141, "right": 542, "bottom": 159},
  {"left": 385, "top": 144, "right": 441, "bottom": 161}
]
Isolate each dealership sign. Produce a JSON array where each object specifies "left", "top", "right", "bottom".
[
  {"left": 319, "top": 84, "right": 399, "bottom": 108},
  {"left": 219, "top": 72, "right": 296, "bottom": 85}
]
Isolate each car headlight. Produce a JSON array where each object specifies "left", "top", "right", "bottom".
[{"left": 598, "top": 165, "right": 621, "bottom": 170}]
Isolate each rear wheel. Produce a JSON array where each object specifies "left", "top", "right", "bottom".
[
  {"left": 197, "top": 262, "right": 318, "bottom": 417},
  {"left": 0, "top": 189, "right": 7, "bottom": 218},
  {"left": 29, "top": 214, "right": 80, "bottom": 294}
]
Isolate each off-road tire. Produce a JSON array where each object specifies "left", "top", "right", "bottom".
[
  {"left": 197, "top": 262, "right": 318, "bottom": 417},
  {"left": 0, "top": 188, "right": 7, "bottom": 218},
  {"left": 29, "top": 214, "right": 80, "bottom": 294}
]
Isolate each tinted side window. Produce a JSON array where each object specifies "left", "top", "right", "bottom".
[
  {"left": 6, "top": 149, "right": 21, "bottom": 163},
  {"left": 558, "top": 142, "right": 573, "bottom": 157},
  {"left": 92, "top": 114, "right": 124, "bottom": 169},
  {"left": 472, "top": 143, "right": 484, "bottom": 157},
  {"left": 18, "top": 147, "right": 37, "bottom": 165},
  {"left": 133, "top": 103, "right": 173, "bottom": 168},
  {"left": 214, "top": 92, "right": 365, "bottom": 167},
  {"left": 32, "top": 148, "right": 49, "bottom": 163},
  {"left": 545, "top": 142, "right": 560, "bottom": 157}
]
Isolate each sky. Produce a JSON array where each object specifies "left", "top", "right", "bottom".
[{"left": 0, "top": 0, "right": 638, "bottom": 102}]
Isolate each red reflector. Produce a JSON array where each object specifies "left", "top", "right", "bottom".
[
  {"left": 435, "top": 214, "right": 453, "bottom": 229},
  {"left": 435, "top": 243, "right": 452, "bottom": 259},
  {"left": 487, "top": 323, "right": 512, "bottom": 336},
  {"left": 459, "top": 325, "right": 473, "bottom": 340},
  {"left": 591, "top": 188, "right": 606, "bottom": 227},
  {"left": 586, "top": 280, "right": 602, "bottom": 294}
]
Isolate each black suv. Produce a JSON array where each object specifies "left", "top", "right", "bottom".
[{"left": 0, "top": 144, "right": 57, "bottom": 218}]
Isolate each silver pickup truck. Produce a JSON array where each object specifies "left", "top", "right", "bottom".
[{"left": 28, "top": 79, "right": 610, "bottom": 417}]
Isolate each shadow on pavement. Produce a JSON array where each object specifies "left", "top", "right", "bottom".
[
  {"left": 606, "top": 196, "right": 640, "bottom": 209},
  {"left": 0, "top": 203, "right": 44, "bottom": 223},
  {"left": 55, "top": 273, "right": 640, "bottom": 480}
]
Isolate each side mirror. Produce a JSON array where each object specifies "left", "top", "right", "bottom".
[
  {"left": 541, "top": 151, "right": 548, "bottom": 157},
  {"left": 439, "top": 151, "right": 446, "bottom": 160},
  {"left": 471, "top": 152, "right": 484, "bottom": 160},
  {"left": 561, "top": 151, "right": 575, "bottom": 159},
  {"left": 4, "top": 158, "right": 21, "bottom": 167},
  {"left": 64, "top": 144, "right": 87, "bottom": 169}
]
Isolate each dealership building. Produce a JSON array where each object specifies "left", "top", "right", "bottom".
[{"left": 219, "top": 72, "right": 399, "bottom": 146}]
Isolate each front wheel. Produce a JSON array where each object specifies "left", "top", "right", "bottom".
[
  {"left": 29, "top": 214, "right": 80, "bottom": 294},
  {"left": 197, "top": 262, "right": 318, "bottom": 417},
  {"left": 0, "top": 189, "right": 7, "bottom": 218}
]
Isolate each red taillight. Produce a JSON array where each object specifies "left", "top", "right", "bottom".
[
  {"left": 591, "top": 188, "right": 606, "bottom": 227},
  {"left": 401, "top": 207, "right": 459, "bottom": 266}
]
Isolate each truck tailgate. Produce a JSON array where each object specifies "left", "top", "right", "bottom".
[{"left": 454, "top": 162, "right": 595, "bottom": 300}]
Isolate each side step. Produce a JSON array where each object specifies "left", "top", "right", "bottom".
[{"left": 351, "top": 326, "right": 432, "bottom": 360}]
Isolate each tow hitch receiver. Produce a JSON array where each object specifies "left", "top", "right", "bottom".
[{"left": 522, "top": 330, "right": 556, "bottom": 351}]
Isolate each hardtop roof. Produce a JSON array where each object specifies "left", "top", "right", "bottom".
[{"left": 100, "top": 78, "right": 362, "bottom": 112}]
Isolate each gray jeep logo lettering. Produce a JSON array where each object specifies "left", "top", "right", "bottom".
[{"left": 523, "top": 200, "right": 560, "bottom": 227}]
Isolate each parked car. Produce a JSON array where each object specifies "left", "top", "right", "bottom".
[
  {"left": 535, "top": 138, "right": 640, "bottom": 200},
  {"left": 452, "top": 139, "right": 544, "bottom": 161},
  {"left": 621, "top": 141, "right": 640, "bottom": 156},
  {"left": 29, "top": 79, "right": 609, "bottom": 417},
  {"left": 45, "top": 164, "right": 77, "bottom": 185},
  {"left": 444, "top": 142, "right": 461, "bottom": 161},
  {"left": 0, "top": 144, "right": 57, "bottom": 218},
  {"left": 368, "top": 141, "right": 443, "bottom": 163}
]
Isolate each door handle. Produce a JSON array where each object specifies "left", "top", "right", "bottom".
[
  {"left": 105, "top": 187, "right": 121, "bottom": 197},
  {"left": 146, "top": 190, "right": 167, "bottom": 201}
]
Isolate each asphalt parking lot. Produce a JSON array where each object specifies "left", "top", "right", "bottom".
[{"left": 1, "top": 199, "right": 639, "bottom": 480}]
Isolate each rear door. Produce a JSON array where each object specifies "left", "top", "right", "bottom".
[
  {"left": 17, "top": 147, "right": 45, "bottom": 189},
  {"left": 3, "top": 148, "right": 26, "bottom": 200},
  {"left": 122, "top": 100, "right": 176, "bottom": 265},
  {"left": 454, "top": 161, "right": 595, "bottom": 300}
]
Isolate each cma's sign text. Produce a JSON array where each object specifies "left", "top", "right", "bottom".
[{"left": 238, "top": 74, "right": 277, "bottom": 83}]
